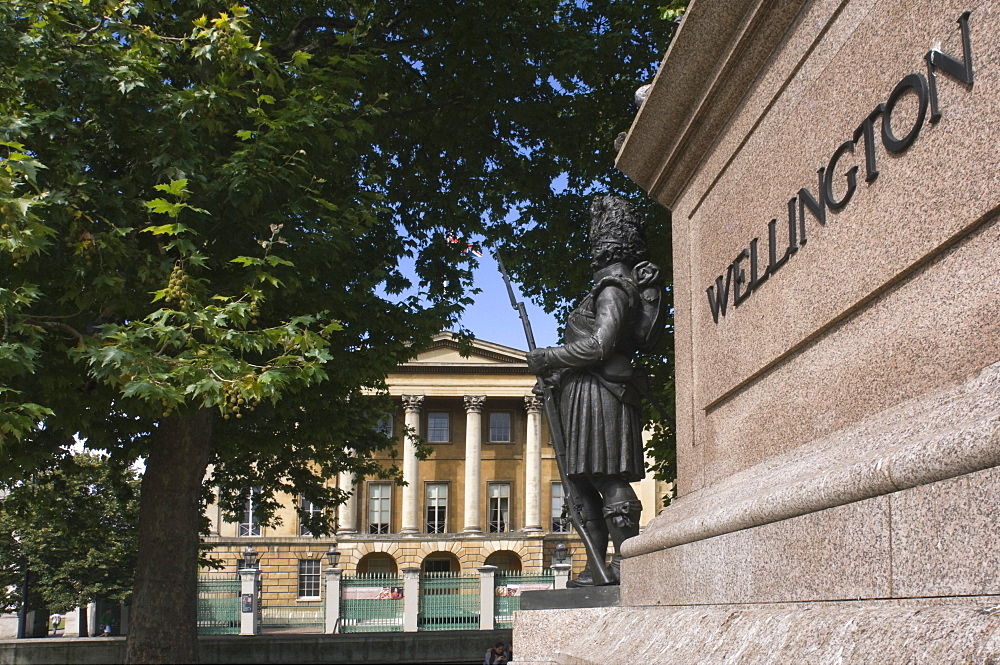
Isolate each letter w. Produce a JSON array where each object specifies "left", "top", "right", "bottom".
[{"left": 706, "top": 266, "right": 733, "bottom": 324}]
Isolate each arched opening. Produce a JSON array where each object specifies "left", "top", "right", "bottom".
[
  {"left": 421, "top": 551, "right": 461, "bottom": 574},
  {"left": 484, "top": 550, "right": 522, "bottom": 573},
  {"left": 356, "top": 552, "right": 398, "bottom": 575}
]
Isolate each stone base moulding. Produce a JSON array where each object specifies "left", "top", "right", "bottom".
[
  {"left": 623, "top": 461, "right": 1000, "bottom": 606},
  {"left": 513, "top": 598, "right": 1000, "bottom": 665},
  {"left": 623, "top": 359, "right": 1000, "bottom": 561}
]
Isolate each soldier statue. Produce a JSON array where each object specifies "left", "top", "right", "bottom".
[{"left": 526, "top": 195, "right": 666, "bottom": 586}]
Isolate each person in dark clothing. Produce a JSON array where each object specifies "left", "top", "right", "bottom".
[{"left": 484, "top": 641, "right": 511, "bottom": 664}]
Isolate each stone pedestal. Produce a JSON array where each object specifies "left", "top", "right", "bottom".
[
  {"left": 519, "top": 586, "right": 619, "bottom": 611},
  {"left": 516, "top": 0, "right": 1000, "bottom": 662},
  {"left": 515, "top": 597, "right": 1000, "bottom": 665}
]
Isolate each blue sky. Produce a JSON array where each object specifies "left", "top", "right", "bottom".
[{"left": 452, "top": 252, "right": 560, "bottom": 352}]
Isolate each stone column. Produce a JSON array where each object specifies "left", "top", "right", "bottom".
[
  {"left": 402, "top": 567, "right": 421, "bottom": 632},
  {"left": 523, "top": 395, "right": 544, "bottom": 533},
  {"left": 478, "top": 565, "right": 497, "bottom": 630},
  {"left": 552, "top": 563, "right": 572, "bottom": 590},
  {"left": 324, "top": 567, "right": 343, "bottom": 633},
  {"left": 238, "top": 567, "right": 260, "bottom": 635},
  {"left": 463, "top": 395, "right": 486, "bottom": 533},
  {"left": 401, "top": 395, "right": 424, "bottom": 534},
  {"left": 87, "top": 602, "right": 97, "bottom": 637},
  {"left": 337, "top": 470, "right": 358, "bottom": 535}
]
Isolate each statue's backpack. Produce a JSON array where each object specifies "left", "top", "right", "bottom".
[{"left": 631, "top": 260, "right": 668, "bottom": 353}]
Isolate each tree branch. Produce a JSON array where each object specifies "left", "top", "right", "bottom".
[
  {"left": 387, "top": 95, "right": 468, "bottom": 120},
  {"left": 31, "top": 321, "right": 85, "bottom": 345},
  {"left": 271, "top": 15, "right": 358, "bottom": 60}
]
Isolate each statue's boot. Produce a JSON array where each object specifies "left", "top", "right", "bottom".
[
  {"left": 565, "top": 517, "right": 609, "bottom": 587},
  {"left": 604, "top": 500, "right": 642, "bottom": 583}
]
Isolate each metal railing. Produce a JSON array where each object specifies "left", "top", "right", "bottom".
[
  {"left": 259, "top": 602, "right": 325, "bottom": 631},
  {"left": 494, "top": 571, "right": 554, "bottom": 627},
  {"left": 340, "top": 573, "right": 404, "bottom": 633},
  {"left": 418, "top": 571, "right": 480, "bottom": 631},
  {"left": 197, "top": 573, "right": 241, "bottom": 635}
]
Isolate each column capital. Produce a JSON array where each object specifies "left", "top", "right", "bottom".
[
  {"left": 401, "top": 395, "right": 424, "bottom": 413},
  {"left": 524, "top": 395, "right": 544, "bottom": 413},
  {"left": 463, "top": 395, "right": 486, "bottom": 413}
]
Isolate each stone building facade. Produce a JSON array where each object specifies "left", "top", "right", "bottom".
[{"left": 204, "top": 332, "right": 664, "bottom": 603}]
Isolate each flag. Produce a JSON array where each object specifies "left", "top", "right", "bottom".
[{"left": 446, "top": 234, "right": 482, "bottom": 258}]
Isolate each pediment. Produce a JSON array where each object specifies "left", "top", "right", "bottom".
[{"left": 404, "top": 332, "right": 527, "bottom": 366}]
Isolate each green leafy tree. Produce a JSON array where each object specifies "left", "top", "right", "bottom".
[
  {"left": 0, "top": 452, "right": 140, "bottom": 636},
  {"left": 1, "top": 0, "right": 677, "bottom": 661}
]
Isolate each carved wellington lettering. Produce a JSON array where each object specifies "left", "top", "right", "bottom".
[{"left": 706, "top": 12, "right": 974, "bottom": 324}]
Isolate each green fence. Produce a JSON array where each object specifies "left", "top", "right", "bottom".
[
  {"left": 340, "top": 573, "right": 404, "bottom": 633},
  {"left": 197, "top": 573, "right": 241, "bottom": 635},
  {"left": 419, "top": 572, "right": 480, "bottom": 631},
  {"left": 494, "top": 571, "right": 554, "bottom": 627},
  {"left": 260, "top": 602, "right": 324, "bottom": 631}
]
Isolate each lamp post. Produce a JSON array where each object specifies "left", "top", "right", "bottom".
[
  {"left": 325, "top": 545, "right": 341, "bottom": 570},
  {"left": 238, "top": 545, "right": 260, "bottom": 635},
  {"left": 324, "top": 544, "right": 344, "bottom": 634},
  {"left": 241, "top": 545, "right": 257, "bottom": 570}
]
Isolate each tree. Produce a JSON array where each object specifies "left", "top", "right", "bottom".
[
  {"left": 1, "top": 1, "right": 677, "bottom": 661},
  {"left": 0, "top": 452, "right": 140, "bottom": 636}
]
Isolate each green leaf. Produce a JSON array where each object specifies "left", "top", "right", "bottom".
[
  {"left": 141, "top": 223, "right": 192, "bottom": 236},
  {"left": 153, "top": 179, "right": 189, "bottom": 196},
  {"left": 145, "top": 199, "right": 180, "bottom": 216}
]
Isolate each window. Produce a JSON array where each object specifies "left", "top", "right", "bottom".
[
  {"left": 239, "top": 487, "right": 261, "bottom": 537},
  {"left": 298, "top": 560, "right": 321, "bottom": 598},
  {"left": 368, "top": 483, "right": 391, "bottom": 534},
  {"left": 426, "top": 483, "right": 448, "bottom": 533},
  {"left": 485, "top": 550, "right": 522, "bottom": 573},
  {"left": 488, "top": 483, "right": 511, "bottom": 533},
  {"left": 551, "top": 483, "right": 571, "bottom": 533},
  {"left": 421, "top": 553, "right": 459, "bottom": 573},
  {"left": 427, "top": 412, "right": 450, "bottom": 442},
  {"left": 299, "top": 496, "right": 324, "bottom": 537},
  {"left": 357, "top": 553, "right": 398, "bottom": 575},
  {"left": 489, "top": 412, "right": 512, "bottom": 443},
  {"left": 376, "top": 414, "right": 394, "bottom": 437}
]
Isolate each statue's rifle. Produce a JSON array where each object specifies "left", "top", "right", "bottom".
[{"left": 496, "top": 254, "right": 615, "bottom": 585}]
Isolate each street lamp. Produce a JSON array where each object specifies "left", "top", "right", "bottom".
[
  {"left": 242, "top": 545, "right": 257, "bottom": 569},
  {"left": 326, "top": 544, "right": 341, "bottom": 570},
  {"left": 554, "top": 542, "right": 568, "bottom": 564}
]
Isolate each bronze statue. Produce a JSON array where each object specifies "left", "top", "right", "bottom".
[{"left": 526, "top": 196, "right": 666, "bottom": 586}]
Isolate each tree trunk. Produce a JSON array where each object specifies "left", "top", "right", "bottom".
[{"left": 124, "top": 410, "right": 213, "bottom": 664}]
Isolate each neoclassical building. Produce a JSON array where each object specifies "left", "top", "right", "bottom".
[{"left": 204, "top": 332, "right": 666, "bottom": 602}]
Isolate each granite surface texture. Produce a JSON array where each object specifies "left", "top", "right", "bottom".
[
  {"left": 625, "top": 357, "right": 1000, "bottom": 559},
  {"left": 581, "top": 0, "right": 1000, "bottom": 660},
  {"left": 513, "top": 597, "right": 1000, "bottom": 665},
  {"left": 621, "top": 463, "right": 1000, "bottom": 605},
  {"left": 620, "top": 0, "right": 1000, "bottom": 498}
]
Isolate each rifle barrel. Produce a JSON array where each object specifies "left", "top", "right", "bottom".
[{"left": 496, "top": 253, "right": 536, "bottom": 351}]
